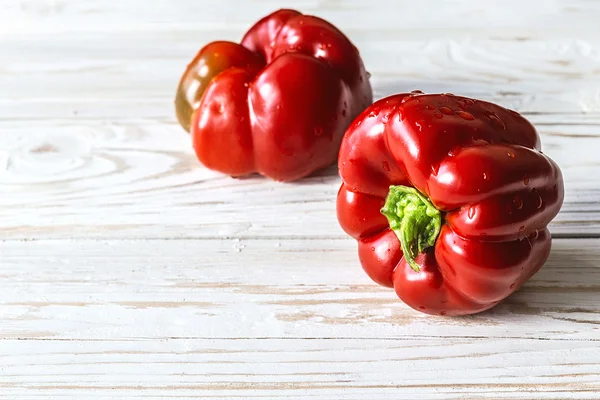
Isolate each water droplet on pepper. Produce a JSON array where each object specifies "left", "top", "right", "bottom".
[
  {"left": 211, "top": 102, "right": 224, "bottom": 114},
  {"left": 468, "top": 207, "right": 476, "bottom": 219},
  {"left": 448, "top": 146, "right": 461, "bottom": 157},
  {"left": 439, "top": 106, "right": 453, "bottom": 115},
  {"left": 456, "top": 111, "right": 475, "bottom": 120},
  {"left": 513, "top": 195, "right": 523, "bottom": 210}
]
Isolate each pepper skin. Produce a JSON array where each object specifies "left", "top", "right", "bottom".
[
  {"left": 175, "top": 9, "right": 372, "bottom": 181},
  {"left": 337, "top": 92, "right": 564, "bottom": 316}
]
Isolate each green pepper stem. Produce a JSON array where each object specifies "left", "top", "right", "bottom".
[{"left": 380, "top": 185, "right": 442, "bottom": 272}]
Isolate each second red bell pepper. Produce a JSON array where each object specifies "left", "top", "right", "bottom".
[
  {"left": 175, "top": 9, "right": 372, "bottom": 181},
  {"left": 337, "top": 92, "right": 564, "bottom": 316}
]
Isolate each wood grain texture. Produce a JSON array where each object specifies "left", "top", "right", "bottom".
[
  {"left": 1, "top": 5, "right": 600, "bottom": 239},
  {"left": 2, "top": 0, "right": 600, "bottom": 398},
  {"left": 0, "top": 338, "right": 599, "bottom": 399},
  {"left": 1, "top": 238, "right": 600, "bottom": 398},
  {"left": 1, "top": 238, "right": 598, "bottom": 341},
  {"left": 0, "top": 117, "right": 597, "bottom": 239},
  {"left": 2, "top": 30, "right": 600, "bottom": 119},
  {"left": 2, "top": 0, "right": 600, "bottom": 38}
]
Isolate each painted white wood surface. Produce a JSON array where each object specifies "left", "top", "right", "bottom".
[
  {"left": 1, "top": 238, "right": 600, "bottom": 398},
  {"left": 1, "top": 238, "right": 599, "bottom": 340},
  {"left": 1, "top": 0, "right": 600, "bottom": 398}
]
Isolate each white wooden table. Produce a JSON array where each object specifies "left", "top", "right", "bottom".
[{"left": 1, "top": 1, "right": 600, "bottom": 398}]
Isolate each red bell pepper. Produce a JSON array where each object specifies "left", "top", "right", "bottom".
[
  {"left": 175, "top": 9, "right": 372, "bottom": 181},
  {"left": 337, "top": 92, "right": 564, "bottom": 316}
]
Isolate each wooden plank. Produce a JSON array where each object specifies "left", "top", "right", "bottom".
[
  {"left": 1, "top": 1, "right": 599, "bottom": 398},
  {"left": 0, "top": 337, "right": 599, "bottom": 399},
  {"left": 1, "top": 238, "right": 599, "bottom": 341},
  {"left": 0, "top": 118, "right": 596, "bottom": 239},
  {"left": 2, "top": 0, "right": 600, "bottom": 39},
  {"left": 2, "top": 31, "right": 599, "bottom": 118},
  {"left": 2, "top": 4, "right": 598, "bottom": 240},
  {"left": 0, "top": 1, "right": 599, "bottom": 397},
  {"left": 2, "top": 10, "right": 598, "bottom": 240}
]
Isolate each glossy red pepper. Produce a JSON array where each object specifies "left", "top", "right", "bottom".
[
  {"left": 175, "top": 9, "right": 372, "bottom": 181},
  {"left": 337, "top": 92, "right": 564, "bottom": 316}
]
